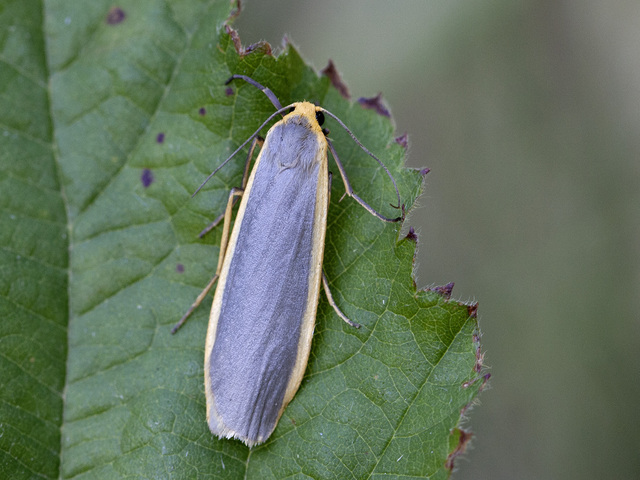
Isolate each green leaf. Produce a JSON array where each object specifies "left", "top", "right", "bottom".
[{"left": 0, "top": 1, "right": 485, "bottom": 478}]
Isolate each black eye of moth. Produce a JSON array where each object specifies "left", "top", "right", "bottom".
[
  {"left": 315, "top": 111, "right": 325, "bottom": 126},
  {"left": 288, "top": 106, "right": 295, "bottom": 114}
]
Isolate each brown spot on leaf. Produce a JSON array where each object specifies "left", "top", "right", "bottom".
[
  {"left": 321, "top": 60, "right": 350, "bottom": 99},
  {"left": 199, "top": 107, "right": 206, "bottom": 116},
  {"left": 176, "top": 264, "right": 185, "bottom": 273},
  {"left": 140, "top": 169, "right": 153, "bottom": 188},
  {"left": 106, "top": 7, "right": 126, "bottom": 25}
]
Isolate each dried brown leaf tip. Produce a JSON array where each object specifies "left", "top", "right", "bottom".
[
  {"left": 463, "top": 372, "right": 491, "bottom": 396},
  {"left": 394, "top": 133, "right": 408, "bottom": 149},
  {"left": 404, "top": 226, "right": 418, "bottom": 242},
  {"left": 106, "top": 6, "right": 125, "bottom": 25},
  {"left": 226, "top": 25, "right": 242, "bottom": 53},
  {"left": 445, "top": 428, "right": 473, "bottom": 471},
  {"left": 473, "top": 333, "right": 488, "bottom": 373},
  {"left": 321, "top": 60, "right": 350, "bottom": 99},
  {"left": 358, "top": 93, "right": 390, "bottom": 117},
  {"left": 227, "top": 0, "right": 242, "bottom": 21},
  {"left": 475, "top": 350, "right": 486, "bottom": 373},
  {"left": 225, "top": 25, "right": 272, "bottom": 56},
  {"left": 429, "top": 282, "right": 455, "bottom": 300},
  {"left": 245, "top": 42, "right": 272, "bottom": 55}
]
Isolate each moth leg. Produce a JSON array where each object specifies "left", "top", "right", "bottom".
[
  {"left": 321, "top": 172, "right": 360, "bottom": 328},
  {"left": 171, "top": 275, "right": 218, "bottom": 334},
  {"left": 172, "top": 137, "right": 263, "bottom": 333},
  {"left": 198, "top": 136, "right": 263, "bottom": 238},
  {"left": 326, "top": 139, "right": 403, "bottom": 223},
  {"left": 322, "top": 273, "right": 360, "bottom": 329},
  {"left": 172, "top": 186, "right": 244, "bottom": 334}
]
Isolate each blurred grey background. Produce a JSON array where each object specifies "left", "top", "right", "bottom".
[{"left": 235, "top": 1, "right": 640, "bottom": 478}]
